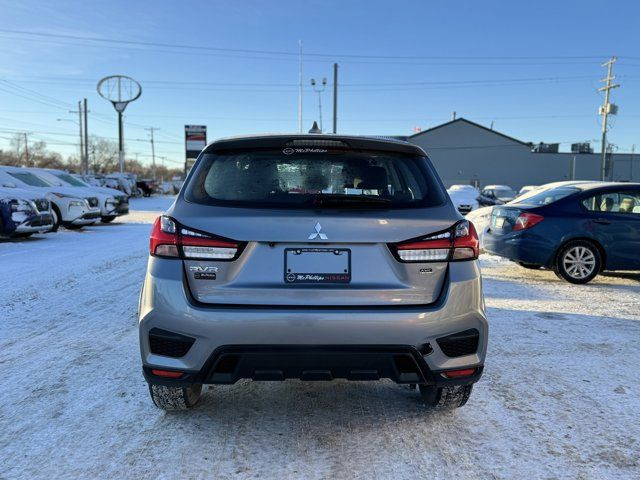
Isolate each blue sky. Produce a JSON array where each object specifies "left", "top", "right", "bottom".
[{"left": 0, "top": 0, "right": 638, "bottom": 167}]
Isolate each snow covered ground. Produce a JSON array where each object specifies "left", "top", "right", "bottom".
[{"left": 1, "top": 196, "right": 639, "bottom": 479}]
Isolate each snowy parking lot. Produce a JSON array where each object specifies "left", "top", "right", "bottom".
[{"left": 1, "top": 196, "right": 639, "bottom": 479}]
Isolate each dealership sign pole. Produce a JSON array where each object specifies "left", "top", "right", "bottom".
[
  {"left": 97, "top": 75, "right": 142, "bottom": 173},
  {"left": 184, "top": 125, "right": 207, "bottom": 175}
]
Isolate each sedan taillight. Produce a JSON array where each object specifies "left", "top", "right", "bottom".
[
  {"left": 512, "top": 212, "right": 544, "bottom": 231},
  {"left": 393, "top": 220, "right": 479, "bottom": 262},
  {"left": 150, "top": 216, "right": 241, "bottom": 260}
]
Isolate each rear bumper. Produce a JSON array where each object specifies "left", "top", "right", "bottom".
[
  {"left": 139, "top": 258, "right": 488, "bottom": 383},
  {"left": 143, "top": 344, "right": 484, "bottom": 387},
  {"left": 483, "top": 230, "right": 555, "bottom": 266}
]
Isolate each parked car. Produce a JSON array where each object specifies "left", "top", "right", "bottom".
[
  {"left": 477, "top": 185, "right": 517, "bottom": 206},
  {"left": 73, "top": 173, "right": 103, "bottom": 188},
  {"left": 518, "top": 185, "right": 538, "bottom": 197},
  {"left": 0, "top": 186, "right": 54, "bottom": 238},
  {"left": 0, "top": 166, "right": 101, "bottom": 230},
  {"left": 33, "top": 168, "right": 129, "bottom": 223},
  {"left": 139, "top": 134, "right": 487, "bottom": 411},
  {"left": 157, "top": 179, "right": 183, "bottom": 195},
  {"left": 107, "top": 173, "right": 140, "bottom": 196},
  {"left": 483, "top": 182, "right": 640, "bottom": 283},
  {"left": 465, "top": 205, "right": 494, "bottom": 252},
  {"left": 447, "top": 184, "right": 479, "bottom": 215},
  {"left": 510, "top": 180, "right": 598, "bottom": 204},
  {"left": 136, "top": 179, "right": 156, "bottom": 197}
]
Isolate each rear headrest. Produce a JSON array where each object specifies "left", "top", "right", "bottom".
[
  {"left": 357, "top": 166, "right": 388, "bottom": 191},
  {"left": 620, "top": 197, "right": 635, "bottom": 213}
]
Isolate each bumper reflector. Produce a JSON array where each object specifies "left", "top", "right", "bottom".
[
  {"left": 441, "top": 368, "right": 476, "bottom": 379},
  {"left": 151, "top": 369, "right": 184, "bottom": 379}
]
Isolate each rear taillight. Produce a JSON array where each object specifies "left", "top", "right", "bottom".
[
  {"left": 150, "top": 215, "right": 240, "bottom": 260},
  {"left": 394, "top": 220, "right": 478, "bottom": 262},
  {"left": 396, "top": 231, "right": 452, "bottom": 262},
  {"left": 512, "top": 212, "right": 544, "bottom": 231},
  {"left": 451, "top": 220, "right": 479, "bottom": 260},
  {"left": 150, "top": 216, "right": 178, "bottom": 257}
]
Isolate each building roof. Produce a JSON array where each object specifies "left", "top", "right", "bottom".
[{"left": 409, "top": 117, "right": 531, "bottom": 147}]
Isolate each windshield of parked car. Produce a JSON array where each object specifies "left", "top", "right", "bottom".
[
  {"left": 32, "top": 171, "right": 67, "bottom": 187},
  {"left": 185, "top": 150, "right": 447, "bottom": 209},
  {"left": 493, "top": 187, "right": 515, "bottom": 198},
  {"left": 54, "top": 172, "right": 89, "bottom": 187},
  {"left": 512, "top": 187, "right": 579, "bottom": 205},
  {"left": 7, "top": 171, "right": 52, "bottom": 187}
]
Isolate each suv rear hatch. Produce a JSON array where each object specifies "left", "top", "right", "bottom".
[{"left": 154, "top": 138, "right": 475, "bottom": 306}]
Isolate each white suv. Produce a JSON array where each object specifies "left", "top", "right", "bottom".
[
  {"left": 32, "top": 168, "right": 129, "bottom": 223},
  {"left": 0, "top": 166, "right": 100, "bottom": 230}
]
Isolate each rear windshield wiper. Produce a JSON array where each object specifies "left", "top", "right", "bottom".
[{"left": 312, "top": 193, "right": 392, "bottom": 208}]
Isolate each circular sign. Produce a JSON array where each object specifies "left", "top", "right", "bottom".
[{"left": 97, "top": 75, "right": 142, "bottom": 112}]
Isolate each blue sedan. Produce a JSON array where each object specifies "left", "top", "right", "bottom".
[{"left": 483, "top": 182, "right": 640, "bottom": 283}]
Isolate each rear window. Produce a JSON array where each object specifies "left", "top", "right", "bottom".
[
  {"left": 184, "top": 150, "right": 446, "bottom": 209},
  {"left": 512, "top": 187, "right": 579, "bottom": 205}
]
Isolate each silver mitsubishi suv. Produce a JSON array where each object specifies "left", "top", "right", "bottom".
[{"left": 138, "top": 135, "right": 488, "bottom": 411}]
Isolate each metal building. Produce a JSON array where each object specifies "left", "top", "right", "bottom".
[{"left": 407, "top": 118, "right": 638, "bottom": 189}]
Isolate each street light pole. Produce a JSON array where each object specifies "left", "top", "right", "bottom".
[
  {"left": 310, "top": 77, "right": 327, "bottom": 133},
  {"left": 332, "top": 63, "right": 338, "bottom": 134}
]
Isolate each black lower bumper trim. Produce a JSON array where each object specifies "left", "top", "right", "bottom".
[{"left": 143, "top": 345, "right": 484, "bottom": 388}]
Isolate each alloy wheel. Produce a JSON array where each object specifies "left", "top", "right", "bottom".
[{"left": 562, "top": 246, "right": 596, "bottom": 279}]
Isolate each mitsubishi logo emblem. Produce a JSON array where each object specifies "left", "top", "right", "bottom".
[{"left": 308, "top": 222, "right": 328, "bottom": 240}]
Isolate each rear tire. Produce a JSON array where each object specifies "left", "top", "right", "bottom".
[
  {"left": 149, "top": 384, "right": 202, "bottom": 411},
  {"left": 553, "top": 240, "right": 601, "bottom": 284},
  {"left": 101, "top": 216, "right": 116, "bottom": 223},
  {"left": 419, "top": 384, "right": 473, "bottom": 410}
]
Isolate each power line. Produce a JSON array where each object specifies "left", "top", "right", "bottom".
[{"left": 0, "top": 28, "right": 625, "bottom": 63}]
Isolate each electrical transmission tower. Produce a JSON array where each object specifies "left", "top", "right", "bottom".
[{"left": 598, "top": 56, "right": 619, "bottom": 181}]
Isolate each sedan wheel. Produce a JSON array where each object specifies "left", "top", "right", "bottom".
[{"left": 554, "top": 241, "right": 601, "bottom": 284}]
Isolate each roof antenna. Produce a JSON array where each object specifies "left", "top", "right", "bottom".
[{"left": 308, "top": 121, "right": 322, "bottom": 134}]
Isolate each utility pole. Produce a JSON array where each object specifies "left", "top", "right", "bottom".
[
  {"left": 71, "top": 102, "right": 84, "bottom": 170},
  {"left": 23, "top": 132, "right": 29, "bottom": 166},
  {"left": 145, "top": 127, "right": 160, "bottom": 180},
  {"left": 298, "top": 40, "right": 303, "bottom": 133},
  {"left": 332, "top": 63, "right": 338, "bottom": 134},
  {"left": 631, "top": 144, "right": 635, "bottom": 181},
  {"left": 83, "top": 98, "right": 89, "bottom": 175},
  {"left": 598, "top": 56, "right": 619, "bottom": 181}
]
